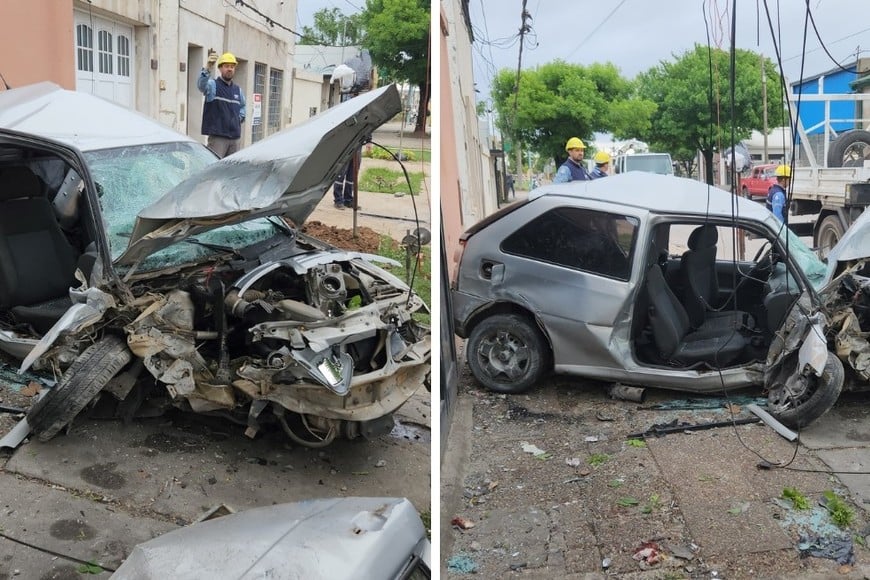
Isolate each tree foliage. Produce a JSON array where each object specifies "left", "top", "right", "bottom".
[
  {"left": 361, "top": 0, "right": 430, "bottom": 132},
  {"left": 299, "top": 8, "right": 364, "bottom": 46},
  {"left": 491, "top": 61, "right": 656, "bottom": 165},
  {"left": 635, "top": 45, "right": 785, "bottom": 183}
]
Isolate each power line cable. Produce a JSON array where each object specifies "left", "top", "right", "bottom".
[{"left": 565, "top": 0, "right": 628, "bottom": 60}]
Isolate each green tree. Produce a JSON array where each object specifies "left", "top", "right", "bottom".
[
  {"left": 299, "top": 8, "right": 363, "bottom": 46},
  {"left": 361, "top": 0, "right": 430, "bottom": 133},
  {"left": 491, "top": 61, "right": 655, "bottom": 166},
  {"left": 636, "top": 45, "right": 785, "bottom": 184}
]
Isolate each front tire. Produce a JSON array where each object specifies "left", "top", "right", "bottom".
[
  {"left": 767, "top": 351, "right": 843, "bottom": 429},
  {"left": 741, "top": 186, "right": 750, "bottom": 199},
  {"left": 27, "top": 335, "right": 132, "bottom": 442},
  {"left": 466, "top": 314, "right": 548, "bottom": 394}
]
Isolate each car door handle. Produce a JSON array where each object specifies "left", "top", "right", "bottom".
[{"left": 480, "top": 260, "right": 504, "bottom": 282}]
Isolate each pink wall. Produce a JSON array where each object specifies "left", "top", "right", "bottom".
[
  {"left": 439, "top": 11, "right": 463, "bottom": 282},
  {"left": 0, "top": 0, "right": 75, "bottom": 89}
]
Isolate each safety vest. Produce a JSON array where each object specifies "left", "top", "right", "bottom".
[
  {"left": 559, "top": 159, "right": 592, "bottom": 181},
  {"left": 202, "top": 77, "right": 243, "bottom": 140},
  {"left": 766, "top": 183, "right": 786, "bottom": 211}
]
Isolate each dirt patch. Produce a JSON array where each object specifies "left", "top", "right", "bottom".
[{"left": 301, "top": 221, "right": 391, "bottom": 254}]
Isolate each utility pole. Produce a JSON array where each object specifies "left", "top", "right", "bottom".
[
  {"left": 512, "top": 0, "right": 530, "bottom": 182},
  {"left": 761, "top": 55, "right": 769, "bottom": 163}
]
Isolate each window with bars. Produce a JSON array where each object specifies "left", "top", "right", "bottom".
[
  {"left": 268, "top": 69, "right": 283, "bottom": 134},
  {"left": 251, "top": 62, "right": 267, "bottom": 143},
  {"left": 98, "top": 30, "right": 113, "bottom": 74},
  {"left": 117, "top": 35, "right": 130, "bottom": 77},
  {"left": 76, "top": 24, "right": 93, "bottom": 72}
]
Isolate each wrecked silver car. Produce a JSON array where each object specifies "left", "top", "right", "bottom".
[
  {"left": 452, "top": 172, "right": 868, "bottom": 428},
  {"left": 0, "top": 82, "right": 429, "bottom": 447}
]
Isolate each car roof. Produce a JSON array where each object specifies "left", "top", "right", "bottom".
[
  {"left": 530, "top": 172, "right": 772, "bottom": 222},
  {"left": 0, "top": 82, "right": 197, "bottom": 152}
]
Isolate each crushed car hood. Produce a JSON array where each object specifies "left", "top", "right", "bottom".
[
  {"left": 824, "top": 207, "right": 870, "bottom": 284},
  {"left": 116, "top": 84, "right": 401, "bottom": 266}
]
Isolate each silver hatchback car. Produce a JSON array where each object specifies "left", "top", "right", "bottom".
[{"left": 452, "top": 172, "right": 870, "bottom": 428}]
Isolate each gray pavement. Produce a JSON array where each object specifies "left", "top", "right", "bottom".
[{"left": 442, "top": 362, "right": 870, "bottom": 578}]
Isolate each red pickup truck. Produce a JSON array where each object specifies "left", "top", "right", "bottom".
[{"left": 739, "top": 164, "right": 777, "bottom": 201}]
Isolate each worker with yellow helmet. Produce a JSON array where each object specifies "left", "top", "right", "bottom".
[
  {"left": 553, "top": 137, "right": 592, "bottom": 183},
  {"left": 197, "top": 50, "right": 247, "bottom": 157},
  {"left": 590, "top": 151, "right": 611, "bottom": 179},
  {"left": 766, "top": 164, "right": 791, "bottom": 222}
]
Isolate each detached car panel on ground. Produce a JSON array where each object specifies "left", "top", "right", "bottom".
[
  {"left": 0, "top": 82, "right": 430, "bottom": 447},
  {"left": 112, "top": 497, "right": 431, "bottom": 580},
  {"left": 452, "top": 172, "right": 870, "bottom": 428}
]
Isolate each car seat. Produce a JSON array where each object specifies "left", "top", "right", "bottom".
[
  {"left": 680, "top": 224, "right": 754, "bottom": 331},
  {"left": 0, "top": 166, "right": 80, "bottom": 334},
  {"left": 645, "top": 262, "right": 746, "bottom": 366}
]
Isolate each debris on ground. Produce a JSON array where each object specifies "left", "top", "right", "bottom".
[
  {"left": 451, "top": 516, "right": 475, "bottom": 530},
  {"left": 447, "top": 553, "right": 479, "bottom": 574},
  {"left": 633, "top": 540, "right": 663, "bottom": 569},
  {"left": 798, "top": 533, "right": 855, "bottom": 565},
  {"left": 565, "top": 457, "right": 582, "bottom": 467},
  {"left": 520, "top": 441, "right": 552, "bottom": 459}
]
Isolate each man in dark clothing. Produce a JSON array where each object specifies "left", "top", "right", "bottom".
[
  {"left": 197, "top": 51, "right": 246, "bottom": 158},
  {"left": 553, "top": 137, "right": 592, "bottom": 183},
  {"left": 333, "top": 152, "right": 359, "bottom": 209}
]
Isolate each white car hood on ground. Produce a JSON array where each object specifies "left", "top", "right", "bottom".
[
  {"left": 116, "top": 84, "right": 401, "bottom": 265},
  {"left": 111, "top": 497, "right": 428, "bottom": 579}
]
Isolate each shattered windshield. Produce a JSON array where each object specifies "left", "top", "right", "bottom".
[
  {"left": 777, "top": 225, "right": 827, "bottom": 290},
  {"left": 85, "top": 141, "right": 217, "bottom": 260},
  {"left": 84, "top": 142, "right": 289, "bottom": 271}
]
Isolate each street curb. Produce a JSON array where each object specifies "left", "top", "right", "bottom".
[{"left": 439, "top": 392, "right": 474, "bottom": 576}]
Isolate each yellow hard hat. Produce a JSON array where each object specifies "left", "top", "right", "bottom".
[
  {"left": 593, "top": 151, "right": 611, "bottom": 165},
  {"left": 774, "top": 164, "right": 791, "bottom": 178},
  {"left": 565, "top": 137, "right": 585, "bottom": 151},
  {"left": 217, "top": 52, "right": 238, "bottom": 66}
]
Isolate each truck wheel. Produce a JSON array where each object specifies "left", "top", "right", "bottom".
[
  {"left": 827, "top": 129, "right": 870, "bottom": 167},
  {"left": 816, "top": 215, "right": 845, "bottom": 259},
  {"left": 27, "top": 335, "right": 132, "bottom": 442},
  {"left": 741, "top": 186, "right": 750, "bottom": 199}
]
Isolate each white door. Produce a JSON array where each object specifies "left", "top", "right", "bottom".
[{"left": 74, "top": 12, "right": 134, "bottom": 108}]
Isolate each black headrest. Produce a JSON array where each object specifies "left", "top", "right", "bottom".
[
  {"left": 687, "top": 225, "right": 718, "bottom": 250},
  {"left": 0, "top": 166, "right": 42, "bottom": 201}
]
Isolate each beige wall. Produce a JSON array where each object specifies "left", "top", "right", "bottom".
[
  {"left": 0, "top": 0, "right": 76, "bottom": 88},
  {"left": 439, "top": 10, "right": 463, "bottom": 281},
  {"left": 290, "top": 70, "right": 328, "bottom": 126},
  {"left": 1, "top": 0, "right": 296, "bottom": 147},
  {"left": 439, "top": 0, "right": 497, "bottom": 279}
]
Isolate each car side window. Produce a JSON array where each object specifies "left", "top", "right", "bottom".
[{"left": 501, "top": 207, "right": 638, "bottom": 280}]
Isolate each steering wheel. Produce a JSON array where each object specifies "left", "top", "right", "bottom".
[{"left": 743, "top": 240, "right": 774, "bottom": 282}]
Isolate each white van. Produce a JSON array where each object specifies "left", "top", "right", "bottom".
[{"left": 613, "top": 152, "right": 674, "bottom": 175}]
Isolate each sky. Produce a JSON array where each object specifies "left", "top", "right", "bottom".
[
  {"left": 296, "top": 0, "right": 365, "bottom": 34},
  {"left": 468, "top": 0, "right": 870, "bottom": 106}
]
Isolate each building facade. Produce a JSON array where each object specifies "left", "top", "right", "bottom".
[{"left": 0, "top": 0, "right": 299, "bottom": 148}]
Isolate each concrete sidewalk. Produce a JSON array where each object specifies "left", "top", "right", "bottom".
[{"left": 442, "top": 362, "right": 870, "bottom": 578}]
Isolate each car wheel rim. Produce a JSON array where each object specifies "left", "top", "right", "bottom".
[
  {"left": 842, "top": 141, "right": 870, "bottom": 167},
  {"left": 767, "top": 374, "right": 814, "bottom": 413},
  {"left": 477, "top": 330, "right": 530, "bottom": 381}
]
